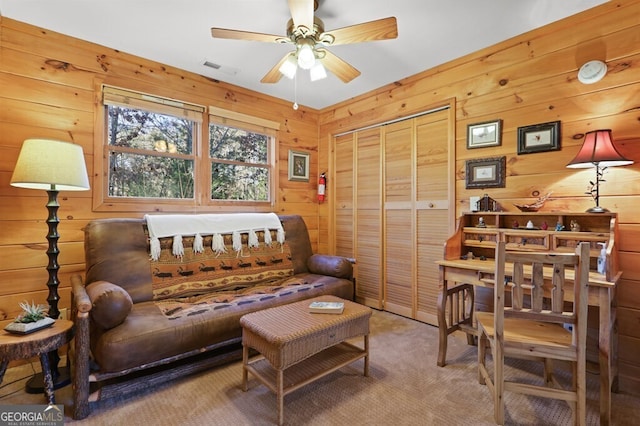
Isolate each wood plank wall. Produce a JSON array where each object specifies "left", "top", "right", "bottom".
[
  {"left": 0, "top": 17, "right": 321, "bottom": 327},
  {"left": 318, "top": 0, "right": 640, "bottom": 394}
]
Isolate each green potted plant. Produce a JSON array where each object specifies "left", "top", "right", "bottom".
[{"left": 4, "top": 301, "right": 55, "bottom": 334}]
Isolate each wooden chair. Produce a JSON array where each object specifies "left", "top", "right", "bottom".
[{"left": 476, "top": 241, "right": 591, "bottom": 426}]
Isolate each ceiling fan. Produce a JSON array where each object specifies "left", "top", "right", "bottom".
[{"left": 211, "top": 0, "right": 398, "bottom": 84}]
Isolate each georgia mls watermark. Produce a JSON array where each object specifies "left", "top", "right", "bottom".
[{"left": 0, "top": 405, "right": 64, "bottom": 426}]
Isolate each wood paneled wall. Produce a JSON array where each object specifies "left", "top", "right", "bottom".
[
  {"left": 2, "top": 0, "right": 640, "bottom": 396},
  {"left": 0, "top": 17, "right": 321, "bottom": 326},
  {"left": 319, "top": 0, "right": 640, "bottom": 394}
]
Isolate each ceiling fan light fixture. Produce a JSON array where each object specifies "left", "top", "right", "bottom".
[
  {"left": 297, "top": 42, "right": 316, "bottom": 70},
  {"left": 279, "top": 55, "right": 297, "bottom": 79},
  {"left": 309, "top": 61, "right": 327, "bottom": 81}
]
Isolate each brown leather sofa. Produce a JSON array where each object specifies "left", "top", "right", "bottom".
[{"left": 71, "top": 214, "right": 354, "bottom": 419}]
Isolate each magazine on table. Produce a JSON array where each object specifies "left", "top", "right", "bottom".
[{"left": 308, "top": 301, "right": 345, "bottom": 314}]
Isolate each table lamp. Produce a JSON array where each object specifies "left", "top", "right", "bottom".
[
  {"left": 10, "top": 138, "right": 90, "bottom": 392},
  {"left": 566, "top": 129, "right": 633, "bottom": 213}
]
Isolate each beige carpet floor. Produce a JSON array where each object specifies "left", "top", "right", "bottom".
[{"left": 1, "top": 310, "right": 639, "bottom": 425}]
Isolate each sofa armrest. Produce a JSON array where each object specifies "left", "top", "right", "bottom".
[
  {"left": 70, "top": 274, "right": 91, "bottom": 420},
  {"left": 72, "top": 274, "right": 92, "bottom": 314},
  {"left": 307, "top": 254, "right": 353, "bottom": 279}
]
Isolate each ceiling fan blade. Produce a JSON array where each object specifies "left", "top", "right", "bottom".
[
  {"left": 325, "top": 17, "right": 398, "bottom": 45},
  {"left": 260, "top": 53, "right": 292, "bottom": 84},
  {"left": 211, "top": 28, "right": 283, "bottom": 43},
  {"left": 288, "top": 0, "right": 314, "bottom": 30},
  {"left": 319, "top": 49, "right": 361, "bottom": 83}
]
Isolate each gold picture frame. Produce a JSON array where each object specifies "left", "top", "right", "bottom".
[{"left": 288, "top": 150, "right": 309, "bottom": 182}]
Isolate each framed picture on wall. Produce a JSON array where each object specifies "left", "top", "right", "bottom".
[
  {"left": 517, "top": 121, "right": 561, "bottom": 154},
  {"left": 465, "top": 156, "right": 506, "bottom": 189},
  {"left": 467, "top": 119, "right": 502, "bottom": 149},
  {"left": 288, "top": 150, "right": 310, "bottom": 182}
]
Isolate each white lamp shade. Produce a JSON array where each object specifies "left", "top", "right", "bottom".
[
  {"left": 278, "top": 55, "right": 297, "bottom": 79},
  {"left": 310, "top": 61, "right": 327, "bottom": 81},
  {"left": 10, "top": 139, "right": 90, "bottom": 191},
  {"left": 297, "top": 44, "right": 316, "bottom": 70}
]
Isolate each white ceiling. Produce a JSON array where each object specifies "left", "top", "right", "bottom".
[{"left": 0, "top": 0, "right": 607, "bottom": 110}]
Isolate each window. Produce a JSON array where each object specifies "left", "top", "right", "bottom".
[
  {"left": 207, "top": 107, "right": 278, "bottom": 205},
  {"left": 96, "top": 86, "right": 279, "bottom": 211},
  {"left": 209, "top": 116, "right": 271, "bottom": 202}
]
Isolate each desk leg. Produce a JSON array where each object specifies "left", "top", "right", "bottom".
[
  {"left": 437, "top": 268, "right": 449, "bottom": 367},
  {"left": 598, "top": 286, "right": 617, "bottom": 426},
  {"left": 38, "top": 353, "right": 55, "bottom": 405}
]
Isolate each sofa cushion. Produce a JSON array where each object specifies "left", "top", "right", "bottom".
[
  {"left": 91, "top": 273, "right": 353, "bottom": 373},
  {"left": 86, "top": 281, "right": 133, "bottom": 330}
]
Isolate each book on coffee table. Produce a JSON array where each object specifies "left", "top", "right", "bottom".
[{"left": 308, "top": 301, "right": 345, "bottom": 314}]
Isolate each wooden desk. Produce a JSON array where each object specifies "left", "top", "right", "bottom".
[
  {"left": 0, "top": 319, "right": 74, "bottom": 405},
  {"left": 436, "top": 258, "right": 620, "bottom": 426}
]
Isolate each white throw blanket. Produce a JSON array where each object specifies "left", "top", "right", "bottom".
[{"left": 145, "top": 213, "right": 285, "bottom": 260}]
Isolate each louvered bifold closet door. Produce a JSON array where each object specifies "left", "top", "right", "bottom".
[
  {"left": 355, "top": 128, "right": 383, "bottom": 308},
  {"left": 334, "top": 134, "right": 355, "bottom": 261},
  {"left": 331, "top": 105, "right": 452, "bottom": 321},
  {"left": 415, "top": 110, "right": 450, "bottom": 325},
  {"left": 383, "top": 121, "right": 415, "bottom": 317}
]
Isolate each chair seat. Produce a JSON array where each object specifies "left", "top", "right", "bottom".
[{"left": 476, "top": 312, "right": 572, "bottom": 348}]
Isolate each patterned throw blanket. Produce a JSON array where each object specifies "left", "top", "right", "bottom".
[
  {"left": 148, "top": 228, "right": 305, "bottom": 320},
  {"left": 155, "top": 276, "right": 326, "bottom": 320}
]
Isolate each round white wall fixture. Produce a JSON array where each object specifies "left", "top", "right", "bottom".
[{"left": 578, "top": 60, "right": 607, "bottom": 84}]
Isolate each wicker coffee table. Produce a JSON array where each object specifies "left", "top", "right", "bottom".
[{"left": 240, "top": 296, "right": 372, "bottom": 425}]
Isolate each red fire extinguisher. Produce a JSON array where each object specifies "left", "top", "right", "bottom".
[{"left": 318, "top": 172, "right": 326, "bottom": 203}]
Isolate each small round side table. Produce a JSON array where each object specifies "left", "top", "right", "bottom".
[{"left": 0, "top": 319, "right": 74, "bottom": 405}]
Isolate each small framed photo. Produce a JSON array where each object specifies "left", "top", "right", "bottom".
[
  {"left": 517, "top": 121, "right": 561, "bottom": 154},
  {"left": 467, "top": 119, "right": 502, "bottom": 149},
  {"left": 288, "top": 150, "right": 310, "bottom": 182},
  {"left": 465, "top": 156, "right": 506, "bottom": 189}
]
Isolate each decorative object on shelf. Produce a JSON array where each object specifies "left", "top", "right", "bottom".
[
  {"left": 476, "top": 217, "right": 486, "bottom": 228},
  {"left": 513, "top": 191, "right": 553, "bottom": 212},
  {"left": 597, "top": 243, "right": 607, "bottom": 274},
  {"left": 570, "top": 220, "right": 581, "bottom": 232},
  {"left": 465, "top": 157, "right": 506, "bottom": 189},
  {"left": 541, "top": 221, "right": 548, "bottom": 230},
  {"left": 10, "top": 138, "right": 90, "bottom": 392},
  {"left": 526, "top": 220, "right": 534, "bottom": 229},
  {"left": 477, "top": 193, "right": 498, "bottom": 212},
  {"left": 566, "top": 129, "right": 634, "bottom": 213},
  {"left": 4, "top": 301, "right": 55, "bottom": 335},
  {"left": 512, "top": 220, "right": 519, "bottom": 229},
  {"left": 288, "top": 150, "right": 310, "bottom": 182},
  {"left": 555, "top": 222, "right": 564, "bottom": 231},
  {"left": 517, "top": 121, "right": 561, "bottom": 154},
  {"left": 467, "top": 119, "right": 502, "bottom": 149},
  {"left": 577, "top": 60, "right": 607, "bottom": 84}
]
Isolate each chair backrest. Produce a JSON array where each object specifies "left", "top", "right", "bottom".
[{"left": 493, "top": 241, "right": 591, "bottom": 347}]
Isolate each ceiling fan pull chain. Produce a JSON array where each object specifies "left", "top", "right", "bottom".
[{"left": 293, "top": 72, "right": 299, "bottom": 110}]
